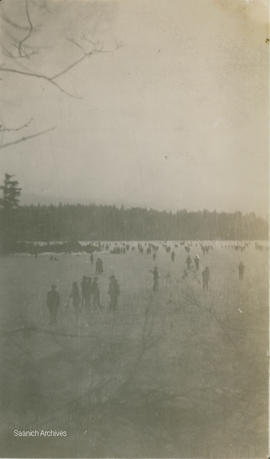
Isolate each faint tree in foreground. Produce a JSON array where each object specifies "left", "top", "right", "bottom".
[
  {"left": 0, "top": 0, "right": 121, "bottom": 150},
  {"left": 0, "top": 173, "right": 21, "bottom": 252}
]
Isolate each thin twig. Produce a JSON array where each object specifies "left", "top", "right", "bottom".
[
  {"left": 1, "top": 12, "right": 29, "bottom": 31},
  {"left": 0, "top": 38, "right": 120, "bottom": 98},
  {"left": 0, "top": 67, "right": 81, "bottom": 98},
  {"left": 51, "top": 51, "right": 94, "bottom": 80},
  {"left": 0, "top": 118, "right": 33, "bottom": 132},
  {"left": 18, "top": 0, "right": 34, "bottom": 58},
  {"left": 0, "top": 126, "right": 55, "bottom": 150}
]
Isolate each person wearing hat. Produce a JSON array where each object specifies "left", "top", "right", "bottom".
[{"left": 46, "top": 284, "right": 60, "bottom": 325}]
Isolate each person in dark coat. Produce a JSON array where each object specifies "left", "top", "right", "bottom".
[
  {"left": 238, "top": 261, "right": 245, "bottom": 280},
  {"left": 202, "top": 267, "right": 210, "bottom": 290},
  {"left": 81, "top": 276, "right": 88, "bottom": 308},
  {"left": 108, "top": 275, "right": 120, "bottom": 311},
  {"left": 84, "top": 277, "right": 92, "bottom": 309},
  {"left": 186, "top": 255, "right": 192, "bottom": 270},
  {"left": 47, "top": 284, "right": 60, "bottom": 325},
  {"left": 92, "top": 277, "right": 101, "bottom": 309},
  {"left": 96, "top": 258, "right": 104, "bottom": 274},
  {"left": 194, "top": 255, "right": 200, "bottom": 270},
  {"left": 69, "top": 281, "right": 80, "bottom": 321},
  {"left": 151, "top": 266, "right": 159, "bottom": 292}
]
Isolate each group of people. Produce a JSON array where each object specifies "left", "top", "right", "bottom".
[
  {"left": 185, "top": 254, "right": 202, "bottom": 270},
  {"left": 151, "top": 264, "right": 210, "bottom": 292},
  {"left": 46, "top": 273, "right": 120, "bottom": 325},
  {"left": 46, "top": 246, "right": 247, "bottom": 325},
  {"left": 78, "top": 276, "right": 101, "bottom": 310},
  {"left": 150, "top": 258, "right": 245, "bottom": 293}
]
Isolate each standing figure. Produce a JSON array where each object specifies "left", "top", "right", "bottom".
[
  {"left": 171, "top": 251, "right": 175, "bottom": 262},
  {"left": 96, "top": 258, "right": 104, "bottom": 275},
  {"left": 81, "top": 276, "right": 88, "bottom": 308},
  {"left": 186, "top": 255, "right": 192, "bottom": 270},
  {"left": 202, "top": 267, "right": 210, "bottom": 290},
  {"left": 238, "top": 261, "right": 245, "bottom": 280},
  {"left": 151, "top": 266, "right": 159, "bottom": 292},
  {"left": 92, "top": 277, "right": 101, "bottom": 309},
  {"left": 108, "top": 275, "right": 120, "bottom": 311},
  {"left": 84, "top": 277, "right": 92, "bottom": 309},
  {"left": 194, "top": 255, "right": 200, "bottom": 270},
  {"left": 47, "top": 284, "right": 60, "bottom": 325},
  {"left": 69, "top": 281, "right": 81, "bottom": 322}
]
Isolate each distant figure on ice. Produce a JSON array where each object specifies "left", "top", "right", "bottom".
[
  {"left": 202, "top": 267, "right": 210, "bottom": 290},
  {"left": 238, "top": 261, "right": 245, "bottom": 281},
  {"left": 81, "top": 276, "right": 88, "bottom": 308},
  {"left": 194, "top": 255, "right": 200, "bottom": 270},
  {"left": 47, "top": 284, "right": 60, "bottom": 325},
  {"left": 84, "top": 277, "right": 92, "bottom": 309},
  {"left": 151, "top": 266, "right": 159, "bottom": 292},
  {"left": 171, "top": 251, "right": 175, "bottom": 262},
  {"left": 96, "top": 258, "right": 104, "bottom": 274},
  {"left": 90, "top": 253, "right": 94, "bottom": 265},
  {"left": 69, "top": 281, "right": 81, "bottom": 321},
  {"left": 186, "top": 255, "right": 192, "bottom": 270},
  {"left": 108, "top": 275, "right": 120, "bottom": 311},
  {"left": 92, "top": 277, "right": 101, "bottom": 309}
]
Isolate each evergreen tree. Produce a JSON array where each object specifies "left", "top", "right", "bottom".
[{"left": 0, "top": 173, "right": 21, "bottom": 252}]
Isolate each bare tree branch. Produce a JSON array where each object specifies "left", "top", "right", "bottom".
[
  {"left": 0, "top": 1, "right": 121, "bottom": 150},
  {"left": 18, "top": 0, "right": 34, "bottom": 58},
  {"left": 1, "top": 11, "right": 29, "bottom": 31},
  {"left": 32, "top": 0, "right": 53, "bottom": 14},
  {"left": 1, "top": 45, "right": 16, "bottom": 59},
  {"left": 51, "top": 36, "right": 122, "bottom": 80},
  {"left": 0, "top": 126, "right": 56, "bottom": 150},
  {"left": 1, "top": 1, "right": 121, "bottom": 96},
  {"left": 0, "top": 38, "right": 121, "bottom": 98},
  {"left": 67, "top": 37, "right": 86, "bottom": 53},
  {"left": 0, "top": 66, "right": 81, "bottom": 98},
  {"left": 51, "top": 49, "right": 95, "bottom": 80},
  {"left": 0, "top": 118, "right": 33, "bottom": 133}
]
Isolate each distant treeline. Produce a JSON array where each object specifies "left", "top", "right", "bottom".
[{"left": 1, "top": 204, "right": 267, "bottom": 241}]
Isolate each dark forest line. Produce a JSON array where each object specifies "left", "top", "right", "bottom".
[{"left": 2, "top": 204, "right": 268, "bottom": 241}]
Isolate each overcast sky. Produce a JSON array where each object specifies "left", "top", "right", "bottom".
[{"left": 0, "top": 0, "right": 268, "bottom": 216}]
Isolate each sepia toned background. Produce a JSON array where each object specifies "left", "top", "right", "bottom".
[
  {"left": 0, "top": 0, "right": 268, "bottom": 215},
  {"left": 0, "top": 1, "right": 269, "bottom": 458}
]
